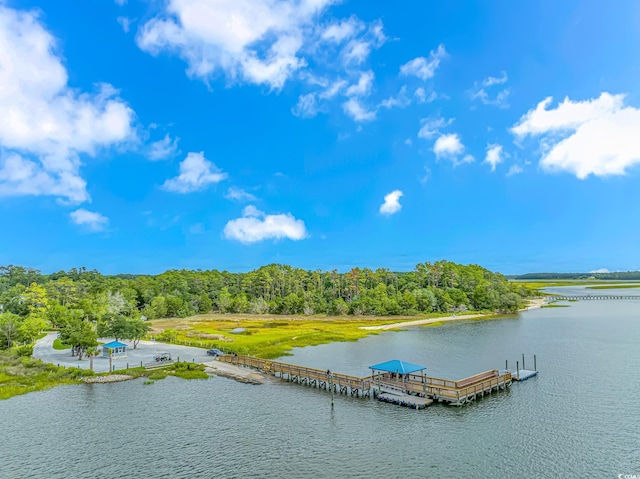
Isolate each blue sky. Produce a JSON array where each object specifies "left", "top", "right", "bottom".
[{"left": 1, "top": 0, "right": 640, "bottom": 275}]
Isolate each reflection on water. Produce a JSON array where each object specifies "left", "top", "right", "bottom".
[{"left": 1, "top": 287, "right": 639, "bottom": 478}]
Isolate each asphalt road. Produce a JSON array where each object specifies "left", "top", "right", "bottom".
[{"left": 34, "top": 333, "right": 213, "bottom": 373}]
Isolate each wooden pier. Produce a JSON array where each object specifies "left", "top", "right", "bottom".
[
  {"left": 219, "top": 355, "right": 513, "bottom": 406},
  {"left": 220, "top": 355, "right": 372, "bottom": 397},
  {"left": 544, "top": 295, "right": 640, "bottom": 301}
]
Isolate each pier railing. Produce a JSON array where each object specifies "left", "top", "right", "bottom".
[{"left": 220, "top": 355, "right": 371, "bottom": 393}]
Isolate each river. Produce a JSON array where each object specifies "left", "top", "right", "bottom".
[{"left": 1, "top": 286, "right": 639, "bottom": 478}]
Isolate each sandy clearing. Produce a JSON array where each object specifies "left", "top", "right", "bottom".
[{"left": 359, "top": 298, "right": 547, "bottom": 331}]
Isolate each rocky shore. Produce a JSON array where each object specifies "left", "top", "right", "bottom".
[
  {"left": 203, "top": 360, "right": 269, "bottom": 385},
  {"left": 83, "top": 374, "right": 134, "bottom": 384}
]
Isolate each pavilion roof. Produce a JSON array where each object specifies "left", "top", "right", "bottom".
[{"left": 368, "top": 359, "right": 426, "bottom": 374}]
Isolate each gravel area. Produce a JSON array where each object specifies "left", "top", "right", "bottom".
[{"left": 34, "top": 333, "right": 213, "bottom": 373}]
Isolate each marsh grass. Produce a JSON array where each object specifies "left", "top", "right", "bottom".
[
  {"left": 114, "top": 362, "right": 208, "bottom": 383},
  {"left": 0, "top": 350, "right": 89, "bottom": 400},
  {"left": 149, "top": 315, "right": 420, "bottom": 358},
  {"left": 586, "top": 284, "right": 640, "bottom": 290},
  {"left": 542, "top": 304, "right": 570, "bottom": 308}
]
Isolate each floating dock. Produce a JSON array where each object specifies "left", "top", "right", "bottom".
[
  {"left": 378, "top": 391, "right": 433, "bottom": 409},
  {"left": 510, "top": 369, "right": 539, "bottom": 381}
]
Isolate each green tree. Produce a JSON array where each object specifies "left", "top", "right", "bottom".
[
  {"left": 197, "top": 293, "right": 212, "bottom": 314},
  {"left": 217, "top": 287, "right": 232, "bottom": 313},
  {"left": 19, "top": 314, "right": 49, "bottom": 343},
  {"left": 126, "top": 318, "right": 150, "bottom": 349},
  {"left": 45, "top": 301, "right": 68, "bottom": 328},
  {"left": 23, "top": 282, "right": 48, "bottom": 315},
  {"left": 63, "top": 319, "right": 98, "bottom": 360},
  {"left": 0, "top": 312, "right": 21, "bottom": 349}
]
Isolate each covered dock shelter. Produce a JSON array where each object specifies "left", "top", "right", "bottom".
[
  {"left": 369, "top": 359, "right": 427, "bottom": 393},
  {"left": 102, "top": 340, "right": 127, "bottom": 358}
]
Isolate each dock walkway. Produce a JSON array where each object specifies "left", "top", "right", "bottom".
[{"left": 219, "top": 355, "right": 514, "bottom": 406}]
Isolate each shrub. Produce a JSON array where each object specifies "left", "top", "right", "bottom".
[
  {"left": 148, "top": 371, "right": 167, "bottom": 381},
  {"left": 13, "top": 345, "right": 34, "bottom": 357}
]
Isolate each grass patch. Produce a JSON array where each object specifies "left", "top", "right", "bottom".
[
  {"left": 586, "top": 284, "right": 640, "bottom": 290},
  {"left": 542, "top": 304, "right": 570, "bottom": 308},
  {"left": 53, "top": 338, "right": 70, "bottom": 350},
  {"left": 149, "top": 313, "right": 461, "bottom": 359},
  {"left": 148, "top": 371, "right": 168, "bottom": 381},
  {"left": 143, "top": 380, "right": 154, "bottom": 385},
  {"left": 109, "top": 362, "right": 208, "bottom": 383}
]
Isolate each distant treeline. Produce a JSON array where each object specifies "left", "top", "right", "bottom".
[
  {"left": 0, "top": 261, "right": 533, "bottom": 322},
  {"left": 513, "top": 271, "right": 640, "bottom": 280}
]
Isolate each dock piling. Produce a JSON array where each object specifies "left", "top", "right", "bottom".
[
  {"left": 516, "top": 361, "right": 520, "bottom": 380},
  {"left": 505, "top": 360, "right": 508, "bottom": 370},
  {"left": 522, "top": 354, "right": 525, "bottom": 370},
  {"left": 534, "top": 354, "right": 537, "bottom": 371}
]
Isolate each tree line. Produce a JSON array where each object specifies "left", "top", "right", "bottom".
[
  {"left": 0, "top": 261, "right": 532, "bottom": 350},
  {"left": 513, "top": 271, "right": 640, "bottom": 280}
]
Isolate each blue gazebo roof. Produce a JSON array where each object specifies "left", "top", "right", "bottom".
[
  {"left": 103, "top": 341, "right": 127, "bottom": 349},
  {"left": 369, "top": 359, "right": 426, "bottom": 374}
]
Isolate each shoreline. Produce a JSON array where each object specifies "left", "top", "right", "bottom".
[{"left": 359, "top": 297, "right": 547, "bottom": 331}]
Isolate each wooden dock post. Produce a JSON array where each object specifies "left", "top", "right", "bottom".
[
  {"left": 522, "top": 354, "right": 525, "bottom": 370},
  {"left": 516, "top": 361, "right": 520, "bottom": 380},
  {"left": 329, "top": 373, "right": 334, "bottom": 408},
  {"left": 534, "top": 354, "right": 537, "bottom": 371},
  {"left": 505, "top": 360, "right": 508, "bottom": 370}
]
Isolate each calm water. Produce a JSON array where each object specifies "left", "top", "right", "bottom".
[{"left": 2, "top": 286, "right": 639, "bottom": 478}]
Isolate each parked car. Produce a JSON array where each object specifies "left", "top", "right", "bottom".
[
  {"left": 206, "top": 349, "right": 224, "bottom": 357},
  {"left": 154, "top": 352, "right": 172, "bottom": 362}
]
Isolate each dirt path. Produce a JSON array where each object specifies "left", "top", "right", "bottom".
[{"left": 360, "top": 298, "right": 546, "bottom": 331}]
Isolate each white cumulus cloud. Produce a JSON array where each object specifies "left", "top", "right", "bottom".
[
  {"left": 400, "top": 44, "right": 447, "bottom": 81},
  {"left": 379, "top": 190, "right": 403, "bottom": 216},
  {"left": 136, "top": 0, "right": 383, "bottom": 92},
  {"left": 345, "top": 70, "right": 374, "bottom": 97},
  {"left": 418, "top": 116, "right": 453, "bottom": 139},
  {"left": 433, "top": 133, "right": 474, "bottom": 166},
  {"left": 511, "top": 92, "right": 640, "bottom": 179},
  {"left": 117, "top": 16, "right": 132, "bottom": 33},
  {"left": 379, "top": 85, "right": 410, "bottom": 109},
  {"left": 225, "top": 187, "right": 257, "bottom": 202},
  {"left": 292, "top": 92, "right": 320, "bottom": 118},
  {"left": 322, "top": 16, "right": 363, "bottom": 44},
  {"left": 342, "top": 98, "right": 376, "bottom": 122},
  {"left": 434, "top": 134, "right": 464, "bottom": 157},
  {"left": 484, "top": 144, "right": 505, "bottom": 172},
  {"left": 70, "top": 209, "right": 109, "bottom": 232},
  {"left": 0, "top": 5, "right": 136, "bottom": 204},
  {"left": 470, "top": 71, "right": 509, "bottom": 108},
  {"left": 223, "top": 205, "right": 308, "bottom": 243},
  {"left": 148, "top": 134, "right": 179, "bottom": 160},
  {"left": 163, "top": 152, "right": 227, "bottom": 193}
]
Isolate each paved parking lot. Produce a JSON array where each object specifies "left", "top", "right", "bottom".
[{"left": 34, "top": 333, "right": 213, "bottom": 373}]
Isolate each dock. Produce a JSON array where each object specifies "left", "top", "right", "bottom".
[
  {"left": 510, "top": 369, "right": 539, "bottom": 381},
  {"left": 218, "top": 355, "right": 527, "bottom": 407},
  {"left": 378, "top": 391, "right": 433, "bottom": 409}
]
